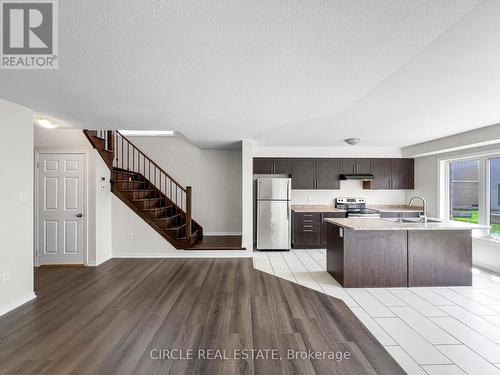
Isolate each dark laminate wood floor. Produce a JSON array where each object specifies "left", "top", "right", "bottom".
[
  {"left": 188, "top": 235, "right": 246, "bottom": 250},
  {"left": 0, "top": 259, "right": 405, "bottom": 375}
]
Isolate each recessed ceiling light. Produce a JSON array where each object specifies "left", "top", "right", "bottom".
[
  {"left": 119, "top": 130, "right": 175, "bottom": 137},
  {"left": 344, "top": 137, "right": 361, "bottom": 145},
  {"left": 35, "top": 118, "right": 59, "bottom": 129}
]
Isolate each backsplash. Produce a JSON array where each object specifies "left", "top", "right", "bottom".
[{"left": 291, "top": 180, "right": 408, "bottom": 205}]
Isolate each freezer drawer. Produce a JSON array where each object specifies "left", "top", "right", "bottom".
[
  {"left": 257, "top": 200, "right": 291, "bottom": 250},
  {"left": 257, "top": 178, "right": 291, "bottom": 200}
]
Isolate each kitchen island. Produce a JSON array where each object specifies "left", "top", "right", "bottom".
[{"left": 324, "top": 218, "right": 489, "bottom": 288}]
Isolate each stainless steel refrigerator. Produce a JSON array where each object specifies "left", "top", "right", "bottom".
[{"left": 256, "top": 177, "right": 291, "bottom": 250}]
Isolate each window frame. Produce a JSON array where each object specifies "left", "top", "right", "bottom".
[{"left": 442, "top": 152, "right": 500, "bottom": 239}]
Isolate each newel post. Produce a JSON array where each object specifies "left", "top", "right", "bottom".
[
  {"left": 186, "top": 186, "right": 192, "bottom": 240},
  {"left": 107, "top": 130, "right": 114, "bottom": 152}
]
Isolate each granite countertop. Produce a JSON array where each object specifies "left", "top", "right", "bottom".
[
  {"left": 291, "top": 205, "right": 346, "bottom": 213},
  {"left": 291, "top": 204, "right": 422, "bottom": 213},
  {"left": 324, "top": 217, "right": 490, "bottom": 231},
  {"left": 367, "top": 205, "right": 423, "bottom": 213}
]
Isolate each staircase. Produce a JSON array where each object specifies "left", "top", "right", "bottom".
[{"left": 83, "top": 130, "right": 203, "bottom": 249}]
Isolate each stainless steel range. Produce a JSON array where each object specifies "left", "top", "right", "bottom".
[{"left": 335, "top": 198, "right": 380, "bottom": 218}]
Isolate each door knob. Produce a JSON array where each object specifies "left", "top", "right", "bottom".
[{"left": 76, "top": 213, "right": 83, "bottom": 218}]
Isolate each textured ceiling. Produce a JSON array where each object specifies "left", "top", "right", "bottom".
[{"left": 0, "top": 0, "right": 490, "bottom": 148}]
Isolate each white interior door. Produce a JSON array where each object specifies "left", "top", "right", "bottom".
[{"left": 37, "top": 153, "right": 86, "bottom": 265}]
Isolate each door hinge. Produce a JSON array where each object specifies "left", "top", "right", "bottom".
[{"left": 36, "top": 162, "right": 40, "bottom": 168}]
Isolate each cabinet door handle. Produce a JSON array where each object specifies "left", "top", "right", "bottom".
[{"left": 303, "top": 229, "right": 313, "bottom": 232}]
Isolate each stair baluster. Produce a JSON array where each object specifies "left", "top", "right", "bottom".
[{"left": 83, "top": 129, "right": 200, "bottom": 248}]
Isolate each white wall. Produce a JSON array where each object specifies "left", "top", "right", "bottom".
[
  {"left": 406, "top": 142, "right": 500, "bottom": 217},
  {"left": 291, "top": 180, "right": 406, "bottom": 205},
  {"left": 34, "top": 128, "right": 112, "bottom": 265},
  {"left": 241, "top": 140, "right": 254, "bottom": 250},
  {"left": 404, "top": 127, "right": 500, "bottom": 274},
  {"left": 403, "top": 123, "right": 500, "bottom": 158},
  {"left": 112, "top": 195, "right": 176, "bottom": 256},
  {"left": 0, "top": 99, "right": 35, "bottom": 316},
  {"left": 120, "top": 133, "right": 242, "bottom": 235},
  {"left": 254, "top": 146, "right": 403, "bottom": 158},
  {"left": 94, "top": 156, "right": 112, "bottom": 264}
]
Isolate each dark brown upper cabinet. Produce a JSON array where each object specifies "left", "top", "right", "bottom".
[
  {"left": 370, "top": 159, "right": 392, "bottom": 189},
  {"left": 316, "top": 159, "right": 341, "bottom": 190},
  {"left": 391, "top": 158, "right": 414, "bottom": 189},
  {"left": 340, "top": 159, "right": 371, "bottom": 174},
  {"left": 369, "top": 158, "right": 414, "bottom": 190},
  {"left": 254, "top": 157, "right": 414, "bottom": 190},
  {"left": 291, "top": 159, "right": 316, "bottom": 189},
  {"left": 291, "top": 158, "right": 341, "bottom": 190},
  {"left": 253, "top": 158, "right": 291, "bottom": 175}
]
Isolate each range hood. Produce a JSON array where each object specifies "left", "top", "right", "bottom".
[{"left": 340, "top": 174, "right": 375, "bottom": 181}]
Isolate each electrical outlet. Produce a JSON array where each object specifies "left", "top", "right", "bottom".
[
  {"left": 127, "top": 233, "right": 134, "bottom": 240},
  {"left": 307, "top": 195, "right": 312, "bottom": 202},
  {"left": 19, "top": 191, "right": 27, "bottom": 202},
  {"left": 2, "top": 272, "right": 10, "bottom": 284}
]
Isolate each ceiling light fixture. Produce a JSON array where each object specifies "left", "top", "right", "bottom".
[
  {"left": 344, "top": 137, "right": 361, "bottom": 145},
  {"left": 119, "top": 130, "right": 175, "bottom": 137},
  {"left": 35, "top": 118, "right": 59, "bottom": 129}
]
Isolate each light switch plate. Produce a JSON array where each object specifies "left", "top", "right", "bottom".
[{"left": 2, "top": 272, "right": 10, "bottom": 283}]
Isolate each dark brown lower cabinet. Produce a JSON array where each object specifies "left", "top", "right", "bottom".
[
  {"left": 293, "top": 211, "right": 346, "bottom": 249},
  {"left": 320, "top": 212, "right": 347, "bottom": 247},
  {"left": 293, "top": 212, "right": 321, "bottom": 248},
  {"left": 326, "top": 224, "right": 473, "bottom": 288}
]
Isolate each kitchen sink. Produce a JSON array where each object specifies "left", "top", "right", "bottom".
[{"left": 381, "top": 218, "right": 442, "bottom": 224}]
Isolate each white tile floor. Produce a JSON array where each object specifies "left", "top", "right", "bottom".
[{"left": 253, "top": 249, "right": 500, "bottom": 375}]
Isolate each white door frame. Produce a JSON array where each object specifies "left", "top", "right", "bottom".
[{"left": 34, "top": 149, "right": 89, "bottom": 266}]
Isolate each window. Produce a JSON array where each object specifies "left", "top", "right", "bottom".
[
  {"left": 445, "top": 154, "right": 500, "bottom": 239},
  {"left": 490, "top": 157, "right": 500, "bottom": 238},
  {"left": 449, "top": 159, "right": 480, "bottom": 225}
]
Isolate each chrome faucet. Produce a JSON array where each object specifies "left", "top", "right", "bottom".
[{"left": 408, "top": 196, "right": 427, "bottom": 223}]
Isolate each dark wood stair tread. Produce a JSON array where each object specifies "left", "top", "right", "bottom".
[
  {"left": 153, "top": 213, "right": 182, "bottom": 221},
  {"left": 112, "top": 170, "right": 139, "bottom": 175},
  {"left": 165, "top": 224, "right": 185, "bottom": 231},
  {"left": 112, "top": 179, "right": 145, "bottom": 183},
  {"left": 142, "top": 206, "right": 174, "bottom": 211},
  {"left": 186, "top": 235, "right": 245, "bottom": 250},
  {"left": 84, "top": 129, "right": 204, "bottom": 250},
  {"left": 122, "top": 189, "right": 154, "bottom": 192}
]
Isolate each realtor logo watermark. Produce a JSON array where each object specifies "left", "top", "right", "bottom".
[{"left": 0, "top": 0, "right": 58, "bottom": 69}]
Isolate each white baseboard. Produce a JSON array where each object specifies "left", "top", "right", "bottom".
[
  {"left": 204, "top": 232, "right": 242, "bottom": 236},
  {"left": 112, "top": 251, "right": 252, "bottom": 258},
  {"left": 87, "top": 254, "right": 112, "bottom": 267},
  {"left": 0, "top": 292, "right": 37, "bottom": 317}
]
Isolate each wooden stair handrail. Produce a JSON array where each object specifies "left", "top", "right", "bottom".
[
  {"left": 115, "top": 130, "right": 186, "bottom": 193},
  {"left": 84, "top": 129, "right": 194, "bottom": 240}
]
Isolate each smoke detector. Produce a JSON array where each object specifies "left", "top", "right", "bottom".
[{"left": 344, "top": 137, "right": 361, "bottom": 145}]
